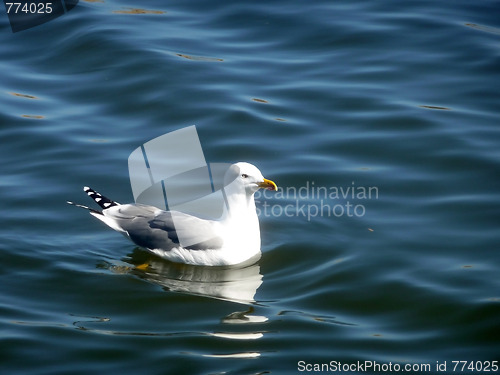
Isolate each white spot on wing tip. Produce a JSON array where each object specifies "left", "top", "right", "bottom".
[
  {"left": 103, "top": 202, "right": 112, "bottom": 208},
  {"left": 83, "top": 186, "right": 90, "bottom": 191},
  {"left": 95, "top": 197, "right": 102, "bottom": 202}
]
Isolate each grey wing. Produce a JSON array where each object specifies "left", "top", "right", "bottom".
[{"left": 105, "top": 204, "right": 223, "bottom": 251}]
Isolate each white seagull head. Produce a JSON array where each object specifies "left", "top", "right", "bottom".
[{"left": 224, "top": 162, "right": 277, "bottom": 195}]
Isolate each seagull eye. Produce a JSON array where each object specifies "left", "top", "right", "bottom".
[{"left": 241, "top": 174, "right": 249, "bottom": 178}]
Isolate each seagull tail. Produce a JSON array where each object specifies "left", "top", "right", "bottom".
[
  {"left": 82, "top": 186, "right": 120, "bottom": 210},
  {"left": 68, "top": 187, "right": 128, "bottom": 235},
  {"left": 67, "top": 186, "right": 120, "bottom": 214}
]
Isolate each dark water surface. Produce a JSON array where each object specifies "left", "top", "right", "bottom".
[{"left": 1, "top": 1, "right": 499, "bottom": 374}]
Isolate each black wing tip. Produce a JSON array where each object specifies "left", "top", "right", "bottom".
[{"left": 83, "top": 186, "right": 119, "bottom": 210}]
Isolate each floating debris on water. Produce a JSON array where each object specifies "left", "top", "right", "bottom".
[
  {"left": 419, "top": 105, "right": 451, "bottom": 110},
  {"left": 176, "top": 53, "right": 223, "bottom": 62},
  {"left": 464, "top": 23, "right": 500, "bottom": 35},
  {"left": 21, "top": 114, "right": 44, "bottom": 119},
  {"left": 10, "top": 92, "right": 38, "bottom": 99},
  {"left": 113, "top": 8, "right": 165, "bottom": 14}
]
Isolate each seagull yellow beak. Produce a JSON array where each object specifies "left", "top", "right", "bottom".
[{"left": 259, "top": 178, "right": 277, "bottom": 191}]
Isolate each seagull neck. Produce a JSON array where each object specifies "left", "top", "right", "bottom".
[{"left": 221, "top": 191, "right": 257, "bottom": 223}]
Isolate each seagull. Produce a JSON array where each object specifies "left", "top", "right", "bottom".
[{"left": 68, "top": 162, "right": 277, "bottom": 266}]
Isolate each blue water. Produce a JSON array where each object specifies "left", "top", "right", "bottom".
[{"left": 1, "top": 1, "right": 499, "bottom": 374}]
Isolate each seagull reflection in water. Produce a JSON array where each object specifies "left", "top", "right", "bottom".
[{"left": 121, "top": 248, "right": 266, "bottom": 306}]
